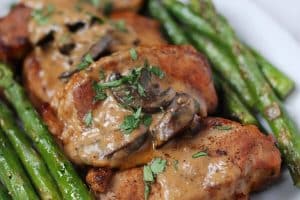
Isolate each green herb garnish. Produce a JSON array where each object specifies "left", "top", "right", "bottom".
[
  {"left": 130, "top": 48, "right": 138, "bottom": 61},
  {"left": 143, "top": 158, "right": 167, "bottom": 200},
  {"left": 93, "top": 82, "right": 107, "bottom": 101},
  {"left": 120, "top": 107, "right": 142, "bottom": 134},
  {"left": 120, "top": 107, "right": 152, "bottom": 134},
  {"left": 83, "top": 111, "right": 93, "bottom": 127},
  {"left": 90, "top": 0, "right": 100, "bottom": 7},
  {"left": 192, "top": 151, "right": 208, "bottom": 158},
  {"left": 148, "top": 66, "right": 165, "bottom": 79},
  {"left": 143, "top": 115, "right": 152, "bottom": 127},
  {"left": 173, "top": 160, "right": 179, "bottom": 170},
  {"left": 92, "top": 67, "right": 143, "bottom": 103},
  {"left": 103, "top": 1, "right": 113, "bottom": 15},
  {"left": 214, "top": 125, "right": 232, "bottom": 131},
  {"left": 99, "top": 69, "right": 106, "bottom": 80},
  {"left": 112, "top": 20, "right": 127, "bottom": 32},
  {"left": 143, "top": 165, "right": 154, "bottom": 182},
  {"left": 77, "top": 54, "right": 94, "bottom": 70},
  {"left": 144, "top": 183, "right": 151, "bottom": 200},
  {"left": 150, "top": 158, "right": 167, "bottom": 174},
  {"left": 137, "top": 83, "right": 146, "bottom": 97},
  {"left": 32, "top": 4, "right": 55, "bottom": 25}
]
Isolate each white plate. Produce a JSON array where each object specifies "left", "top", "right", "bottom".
[
  {"left": 214, "top": 0, "right": 300, "bottom": 199},
  {"left": 1, "top": 0, "right": 300, "bottom": 199}
]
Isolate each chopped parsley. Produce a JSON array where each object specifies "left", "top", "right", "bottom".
[
  {"left": 99, "top": 69, "right": 106, "bottom": 80},
  {"left": 90, "top": 0, "right": 100, "bottom": 7},
  {"left": 103, "top": 1, "right": 113, "bottom": 15},
  {"left": 130, "top": 48, "right": 138, "bottom": 61},
  {"left": 120, "top": 107, "right": 142, "bottom": 134},
  {"left": 144, "top": 183, "right": 151, "bottom": 200},
  {"left": 173, "top": 160, "right": 179, "bottom": 170},
  {"left": 83, "top": 111, "right": 93, "bottom": 127},
  {"left": 32, "top": 4, "right": 55, "bottom": 25},
  {"left": 120, "top": 107, "right": 152, "bottom": 134},
  {"left": 92, "top": 67, "right": 143, "bottom": 103},
  {"left": 143, "top": 158, "right": 167, "bottom": 200},
  {"left": 112, "top": 20, "right": 127, "bottom": 32},
  {"left": 214, "top": 125, "right": 232, "bottom": 131},
  {"left": 77, "top": 54, "right": 94, "bottom": 70},
  {"left": 143, "top": 165, "right": 154, "bottom": 182},
  {"left": 150, "top": 158, "right": 167, "bottom": 174},
  {"left": 148, "top": 66, "right": 165, "bottom": 79},
  {"left": 93, "top": 82, "right": 107, "bottom": 101},
  {"left": 137, "top": 83, "right": 146, "bottom": 97},
  {"left": 192, "top": 151, "right": 208, "bottom": 158},
  {"left": 143, "top": 114, "right": 152, "bottom": 127}
]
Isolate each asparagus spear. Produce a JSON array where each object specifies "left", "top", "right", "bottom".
[
  {"left": 214, "top": 74, "right": 259, "bottom": 125},
  {"left": 185, "top": 0, "right": 295, "bottom": 99},
  {"left": 188, "top": 32, "right": 256, "bottom": 108},
  {"left": 0, "top": 182, "right": 12, "bottom": 200},
  {"left": 0, "top": 129, "right": 39, "bottom": 200},
  {"left": 250, "top": 48, "right": 295, "bottom": 99},
  {"left": 0, "top": 101, "right": 62, "bottom": 200},
  {"left": 0, "top": 63, "right": 93, "bottom": 199},
  {"left": 160, "top": 1, "right": 300, "bottom": 185},
  {"left": 148, "top": 0, "right": 188, "bottom": 45}
]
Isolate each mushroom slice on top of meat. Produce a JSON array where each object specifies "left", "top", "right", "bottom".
[
  {"left": 151, "top": 93, "right": 200, "bottom": 147},
  {"left": 110, "top": 67, "right": 176, "bottom": 113},
  {"left": 53, "top": 45, "right": 218, "bottom": 168}
]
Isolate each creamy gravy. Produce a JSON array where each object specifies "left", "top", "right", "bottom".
[{"left": 22, "top": 0, "right": 138, "bottom": 105}]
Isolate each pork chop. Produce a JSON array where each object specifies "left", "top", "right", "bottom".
[
  {"left": 53, "top": 45, "right": 217, "bottom": 167},
  {"left": 0, "top": 4, "right": 31, "bottom": 62},
  {"left": 94, "top": 117, "right": 281, "bottom": 200}
]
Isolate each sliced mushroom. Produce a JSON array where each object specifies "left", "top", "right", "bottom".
[
  {"left": 59, "top": 35, "right": 112, "bottom": 79},
  {"left": 87, "top": 35, "right": 113, "bottom": 61},
  {"left": 66, "top": 21, "right": 86, "bottom": 32},
  {"left": 151, "top": 93, "right": 200, "bottom": 147},
  {"left": 36, "top": 30, "right": 55, "bottom": 49},
  {"left": 59, "top": 43, "right": 76, "bottom": 55},
  {"left": 111, "top": 68, "right": 176, "bottom": 113}
]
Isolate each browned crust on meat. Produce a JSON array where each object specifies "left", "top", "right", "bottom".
[
  {"left": 86, "top": 168, "right": 113, "bottom": 193},
  {"left": 111, "top": 12, "right": 166, "bottom": 46},
  {"left": 97, "top": 117, "right": 281, "bottom": 200},
  {"left": 40, "top": 103, "right": 63, "bottom": 139},
  {"left": 201, "top": 118, "right": 281, "bottom": 191},
  {"left": 23, "top": 53, "right": 46, "bottom": 109},
  {"left": 0, "top": 4, "right": 31, "bottom": 62}
]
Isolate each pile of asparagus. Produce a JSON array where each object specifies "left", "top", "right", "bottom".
[
  {"left": 148, "top": 0, "right": 300, "bottom": 186},
  {"left": 0, "top": 63, "right": 92, "bottom": 199}
]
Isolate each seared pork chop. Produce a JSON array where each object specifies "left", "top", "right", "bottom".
[
  {"left": 53, "top": 45, "right": 217, "bottom": 167},
  {"left": 111, "top": 12, "right": 166, "bottom": 46},
  {"left": 0, "top": 4, "right": 31, "bottom": 62},
  {"left": 94, "top": 118, "right": 281, "bottom": 200},
  {"left": 19, "top": 2, "right": 165, "bottom": 109}
]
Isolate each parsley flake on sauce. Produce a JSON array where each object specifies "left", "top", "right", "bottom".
[
  {"left": 130, "top": 48, "right": 138, "bottom": 61},
  {"left": 83, "top": 111, "right": 93, "bottom": 127},
  {"left": 120, "top": 107, "right": 152, "bottom": 134},
  {"left": 148, "top": 66, "right": 165, "bottom": 79},
  {"left": 143, "top": 158, "right": 167, "bottom": 200},
  {"left": 77, "top": 54, "right": 94, "bottom": 70},
  {"left": 192, "top": 151, "right": 208, "bottom": 158},
  {"left": 120, "top": 107, "right": 142, "bottom": 134},
  {"left": 32, "top": 4, "right": 55, "bottom": 25},
  {"left": 213, "top": 125, "right": 232, "bottom": 131}
]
